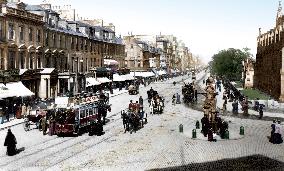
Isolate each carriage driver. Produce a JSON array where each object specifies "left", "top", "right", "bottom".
[{"left": 129, "top": 100, "right": 135, "bottom": 112}]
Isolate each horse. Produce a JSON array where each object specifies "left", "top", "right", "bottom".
[
  {"left": 121, "top": 110, "right": 130, "bottom": 133},
  {"left": 129, "top": 112, "right": 140, "bottom": 134}
]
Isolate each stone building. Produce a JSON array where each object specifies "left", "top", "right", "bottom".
[
  {"left": 0, "top": 0, "right": 125, "bottom": 99},
  {"left": 255, "top": 1, "right": 284, "bottom": 101},
  {"left": 123, "top": 35, "right": 160, "bottom": 71},
  {"left": 0, "top": 0, "right": 44, "bottom": 97}
]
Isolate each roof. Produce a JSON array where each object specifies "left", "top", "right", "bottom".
[
  {"left": 25, "top": 4, "right": 45, "bottom": 11},
  {"left": 47, "top": 26, "right": 87, "bottom": 37}
]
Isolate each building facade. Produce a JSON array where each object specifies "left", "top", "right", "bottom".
[
  {"left": 0, "top": 0, "right": 125, "bottom": 99},
  {"left": 255, "top": 2, "right": 284, "bottom": 101}
]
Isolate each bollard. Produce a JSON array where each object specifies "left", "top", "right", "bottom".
[
  {"left": 224, "top": 129, "right": 229, "bottom": 139},
  {"left": 240, "top": 126, "right": 244, "bottom": 135},
  {"left": 179, "top": 124, "right": 183, "bottom": 133},
  {"left": 196, "top": 120, "right": 200, "bottom": 129},
  {"left": 192, "top": 129, "right": 196, "bottom": 138}
]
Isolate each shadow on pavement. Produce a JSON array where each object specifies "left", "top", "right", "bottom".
[{"left": 147, "top": 155, "right": 284, "bottom": 171}]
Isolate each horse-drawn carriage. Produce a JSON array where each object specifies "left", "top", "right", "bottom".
[
  {"left": 182, "top": 83, "right": 196, "bottom": 103},
  {"left": 147, "top": 88, "right": 164, "bottom": 114},
  {"left": 121, "top": 108, "right": 147, "bottom": 134},
  {"left": 23, "top": 99, "right": 53, "bottom": 131},
  {"left": 24, "top": 110, "right": 46, "bottom": 131},
  {"left": 128, "top": 85, "right": 138, "bottom": 95},
  {"left": 147, "top": 88, "right": 158, "bottom": 101}
]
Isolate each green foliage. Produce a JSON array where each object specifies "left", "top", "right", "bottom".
[
  {"left": 240, "top": 88, "right": 270, "bottom": 100},
  {"left": 209, "top": 48, "right": 251, "bottom": 81}
]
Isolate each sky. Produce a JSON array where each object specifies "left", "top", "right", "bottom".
[{"left": 21, "top": 0, "right": 280, "bottom": 63}]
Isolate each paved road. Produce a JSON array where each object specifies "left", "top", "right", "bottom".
[{"left": 1, "top": 72, "right": 283, "bottom": 171}]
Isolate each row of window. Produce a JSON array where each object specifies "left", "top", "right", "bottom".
[
  {"left": 0, "top": 22, "right": 124, "bottom": 56},
  {"left": 45, "top": 32, "right": 124, "bottom": 55},
  {"left": 8, "top": 23, "right": 41, "bottom": 42},
  {"left": 0, "top": 48, "right": 101, "bottom": 72}
]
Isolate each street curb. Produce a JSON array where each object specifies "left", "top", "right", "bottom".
[{"left": 0, "top": 121, "right": 25, "bottom": 131}]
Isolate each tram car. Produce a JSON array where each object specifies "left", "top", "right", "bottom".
[
  {"left": 182, "top": 83, "right": 195, "bottom": 103},
  {"left": 55, "top": 95, "right": 111, "bottom": 136}
]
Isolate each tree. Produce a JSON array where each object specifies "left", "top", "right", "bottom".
[{"left": 210, "top": 48, "right": 251, "bottom": 81}]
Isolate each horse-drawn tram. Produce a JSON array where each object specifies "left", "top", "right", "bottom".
[
  {"left": 55, "top": 102, "right": 99, "bottom": 136},
  {"left": 55, "top": 94, "right": 111, "bottom": 136}
]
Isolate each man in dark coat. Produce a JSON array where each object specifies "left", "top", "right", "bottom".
[
  {"left": 139, "top": 96, "right": 143, "bottom": 109},
  {"left": 201, "top": 115, "right": 209, "bottom": 137},
  {"left": 4, "top": 129, "right": 18, "bottom": 156}
]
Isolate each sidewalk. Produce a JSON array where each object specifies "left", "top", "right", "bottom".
[{"left": 199, "top": 73, "right": 284, "bottom": 119}]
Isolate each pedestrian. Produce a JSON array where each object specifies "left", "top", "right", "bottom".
[
  {"left": 139, "top": 96, "right": 143, "bottom": 109},
  {"left": 4, "top": 129, "right": 18, "bottom": 156},
  {"left": 48, "top": 115, "right": 55, "bottom": 136},
  {"left": 135, "top": 101, "right": 139, "bottom": 114},
  {"left": 172, "top": 94, "right": 176, "bottom": 105},
  {"left": 223, "top": 96, "right": 227, "bottom": 114},
  {"left": 201, "top": 115, "right": 209, "bottom": 137},
  {"left": 149, "top": 98, "right": 154, "bottom": 115},
  {"left": 176, "top": 93, "right": 181, "bottom": 104},
  {"left": 269, "top": 120, "right": 277, "bottom": 143},
  {"left": 274, "top": 120, "right": 283, "bottom": 144},
  {"left": 128, "top": 100, "right": 134, "bottom": 112},
  {"left": 254, "top": 98, "right": 259, "bottom": 111},
  {"left": 21, "top": 103, "right": 27, "bottom": 118},
  {"left": 259, "top": 104, "right": 263, "bottom": 119},
  {"left": 232, "top": 100, "right": 238, "bottom": 114},
  {"left": 41, "top": 116, "right": 47, "bottom": 135}
]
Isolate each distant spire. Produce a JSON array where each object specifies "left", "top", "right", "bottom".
[{"left": 277, "top": 1, "right": 283, "bottom": 19}]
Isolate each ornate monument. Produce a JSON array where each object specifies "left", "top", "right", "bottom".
[{"left": 203, "top": 76, "right": 218, "bottom": 131}]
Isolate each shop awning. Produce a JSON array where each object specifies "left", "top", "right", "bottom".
[
  {"left": 86, "top": 77, "right": 101, "bottom": 87},
  {"left": 5, "top": 82, "right": 34, "bottom": 97},
  {"left": 130, "top": 72, "right": 155, "bottom": 78},
  {"left": 19, "top": 69, "right": 28, "bottom": 75},
  {"left": 97, "top": 77, "right": 112, "bottom": 83},
  {"left": 121, "top": 74, "right": 134, "bottom": 80},
  {"left": 142, "top": 72, "right": 155, "bottom": 77},
  {"left": 113, "top": 74, "right": 126, "bottom": 82},
  {"left": 104, "top": 59, "right": 119, "bottom": 65},
  {"left": 40, "top": 68, "right": 55, "bottom": 74},
  {"left": 0, "top": 84, "right": 14, "bottom": 99}
]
